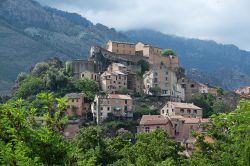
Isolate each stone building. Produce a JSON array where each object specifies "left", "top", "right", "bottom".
[
  {"left": 176, "top": 83, "right": 185, "bottom": 101},
  {"left": 178, "top": 77, "right": 200, "bottom": 101},
  {"left": 198, "top": 83, "right": 208, "bottom": 94},
  {"left": 135, "top": 42, "right": 179, "bottom": 69},
  {"left": 100, "top": 70, "right": 127, "bottom": 94},
  {"left": 138, "top": 101, "right": 208, "bottom": 145},
  {"left": 66, "top": 93, "right": 85, "bottom": 118},
  {"left": 106, "top": 40, "right": 136, "bottom": 55},
  {"left": 160, "top": 101, "right": 203, "bottom": 118},
  {"left": 69, "top": 59, "right": 100, "bottom": 78},
  {"left": 137, "top": 115, "right": 173, "bottom": 137},
  {"left": 143, "top": 63, "right": 178, "bottom": 98},
  {"left": 91, "top": 94, "right": 133, "bottom": 124},
  {"left": 80, "top": 71, "right": 100, "bottom": 82},
  {"left": 169, "top": 115, "right": 208, "bottom": 142},
  {"left": 208, "top": 86, "right": 218, "bottom": 96}
]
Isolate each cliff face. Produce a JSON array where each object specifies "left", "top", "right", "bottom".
[{"left": 0, "top": 0, "right": 128, "bottom": 95}]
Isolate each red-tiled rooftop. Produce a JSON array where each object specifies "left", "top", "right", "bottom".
[{"left": 140, "top": 115, "right": 169, "bottom": 125}]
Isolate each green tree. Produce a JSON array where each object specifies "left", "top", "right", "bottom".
[
  {"left": 149, "top": 86, "right": 161, "bottom": 96},
  {"left": 162, "top": 49, "right": 176, "bottom": 56},
  {"left": 216, "top": 87, "right": 224, "bottom": 96},
  {"left": 13, "top": 76, "right": 44, "bottom": 99},
  {"left": 0, "top": 92, "right": 69, "bottom": 165},
  {"left": 137, "top": 59, "right": 150, "bottom": 75},
  {"left": 187, "top": 99, "right": 250, "bottom": 166},
  {"left": 73, "top": 77, "right": 99, "bottom": 101}
]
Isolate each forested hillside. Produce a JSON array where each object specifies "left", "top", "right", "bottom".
[{"left": 0, "top": 0, "right": 127, "bottom": 95}]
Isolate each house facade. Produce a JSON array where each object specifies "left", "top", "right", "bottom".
[
  {"left": 160, "top": 101, "right": 203, "bottom": 118},
  {"left": 91, "top": 94, "right": 133, "bottom": 124},
  {"left": 66, "top": 93, "right": 85, "bottom": 117},
  {"left": 135, "top": 42, "right": 179, "bottom": 69},
  {"left": 176, "top": 83, "right": 185, "bottom": 101},
  {"left": 100, "top": 71, "right": 127, "bottom": 94},
  {"left": 137, "top": 115, "right": 173, "bottom": 137},
  {"left": 106, "top": 40, "right": 136, "bottom": 55},
  {"left": 143, "top": 64, "right": 178, "bottom": 98},
  {"left": 178, "top": 77, "right": 200, "bottom": 101}
]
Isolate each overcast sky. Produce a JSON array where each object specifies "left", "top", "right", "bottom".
[{"left": 37, "top": 0, "right": 250, "bottom": 51}]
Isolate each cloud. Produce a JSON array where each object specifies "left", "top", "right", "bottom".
[{"left": 37, "top": 0, "right": 250, "bottom": 50}]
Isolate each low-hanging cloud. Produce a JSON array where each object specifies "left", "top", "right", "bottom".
[{"left": 38, "top": 0, "right": 250, "bottom": 51}]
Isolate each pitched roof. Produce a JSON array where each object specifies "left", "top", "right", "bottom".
[
  {"left": 108, "top": 94, "right": 132, "bottom": 100},
  {"left": 140, "top": 115, "right": 169, "bottom": 125},
  {"left": 169, "top": 115, "right": 209, "bottom": 124},
  {"left": 66, "top": 93, "right": 84, "bottom": 99},
  {"left": 170, "top": 102, "right": 202, "bottom": 110}
]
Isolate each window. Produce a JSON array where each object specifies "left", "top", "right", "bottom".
[
  {"left": 101, "top": 107, "right": 103, "bottom": 110},
  {"left": 118, "top": 82, "right": 121, "bottom": 84},
  {"left": 72, "top": 99, "right": 74, "bottom": 102},
  {"left": 166, "top": 72, "right": 168, "bottom": 75},
  {"left": 119, "top": 75, "right": 121, "bottom": 79},
  {"left": 180, "top": 109, "right": 184, "bottom": 113},
  {"left": 166, "top": 77, "right": 168, "bottom": 80},
  {"left": 82, "top": 74, "right": 84, "bottom": 77},
  {"left": 76, "top": 99, "right": 79, "bottom": 102},
  {"left": 91, "top": 74, "right": 93, "bottom": 79},
  {"left": 154, "top": 72, "right": 158, "bottom": 76},
  {"left": 194, "top": 110, "right": 197, "bottom": 114},
  {"left": 154, "top": 78, "right": 158, "bottom": 83},
  {"left": 187, "top": 109, "right": 191, "bottom": 114},
  {"left": 107, "top": 107, "right": 110, "bottom": 111},
  {"left": 191, "top": 84, "right": 195, "bottom": 88},
  {"left": 156, "top": 126, "right": 160, "bottom": 129},
  {"left": 162, "top": 110, "right": 164, "bottom": 114},
  {"left": 114, "top": 81, "right": 116, "bottom": 83},
  {"left": 125, "top": 100, "right": 127, "bottom": 104},
  {"left": 124, "top": 106, "right": 127, "bottom": 111},
  {"left": 145, "top": 127, "right": 150, "bottom": 132}
]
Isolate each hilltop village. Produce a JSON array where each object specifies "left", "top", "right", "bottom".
[{"left": 64, "top": 40, "right": 219, "bottom": 148}]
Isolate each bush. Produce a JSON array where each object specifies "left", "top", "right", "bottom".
[{"left": 162, "top": 49, "right": 176, "bottom": 56}]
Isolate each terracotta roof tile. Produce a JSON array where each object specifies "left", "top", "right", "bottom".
[
  {"left": 170, "top": 102, "right": 202, "bottom": 110},
  {"left": 140, "top": 115, "right": 169, "bottom": 125}
]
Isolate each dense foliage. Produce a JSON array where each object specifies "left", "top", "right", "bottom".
[
  {"left": 190, "top": 94, "right": 231, "bottom": 118},
  {"left": 162, "top": 49, "right": 176, "bottom": 56},
  {"left": 187, "top": 99, "right": 250, "bottom": 166},
  {"left": 2, "top": 90, "right": 250, "bottom": 165},
  {"left": 0, "top": 92, "right": 186, "bottom": 165},
  {"left": 12, "top": 58, "right": 99, "bottom": 101}
]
